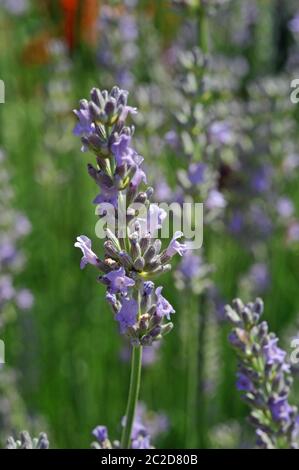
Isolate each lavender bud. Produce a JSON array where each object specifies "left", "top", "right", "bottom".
[
  {"left": 133, "top": 257, "right": 145, "bottom": 272},
  {"left": 161, "top": 322, "right": 174, "bottom": 337},
  {"left": 143, "top": 245, "right": 156, "bottom": 263}
]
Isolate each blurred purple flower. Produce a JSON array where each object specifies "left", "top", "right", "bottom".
[
  {"left": 276, "top": 197, "right": 294, "bottom": 219},
  {"left": 178, "top": 252, "right": 202, "bottom": 280},
  {"left": 248, "top": 263, "right": 270, "bottom": 293},
  {"left": 289, "top": 13, "right": 299, "bottom": 34},
  {"left": 229, "top": 211, "right": 244, "bottom": 234},
  {"left": 208, "top": 121, "right": 233, "bottom": 145},
  {"left": 251, "top": 165, "right": 272, "bottom": 193},
  {"left": 165, "top": 130, "right": 180, "bottom": 150},
  {"left": 16, "top": 289, "right": 34, "bottom": 310},
  {"left": 0, "top": 275, "right": 15, "bottom": 302},
  {"left": 206, "top": 189, "right": 226, "bottom": 210},
  {"left": 188, "top": 163, "right": 206, "bottom": 185}
]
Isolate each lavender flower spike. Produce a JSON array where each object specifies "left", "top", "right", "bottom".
[
  {"left": 226, "top": 298, "right": 299, "bottom": 449},
  {"left": 73, "top": 86, "right": 183, "bottom": 449}
]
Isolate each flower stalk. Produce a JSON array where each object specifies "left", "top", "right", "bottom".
[{"left": 121, "top": 345, "right": 143, "bottom": 449}]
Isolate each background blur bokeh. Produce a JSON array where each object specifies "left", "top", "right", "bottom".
[{"left": 1, "top": 0, "right": 299, "bottom": 449}]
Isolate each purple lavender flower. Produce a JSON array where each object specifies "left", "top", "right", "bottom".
[
  {"left": 226, "top": 298, "right": 299, "bottom": 448},
  {"left": 206, "top": 189, "right": 226, "bottom": 210},
  {"left": 269, "top": 396, "right": 293, "bottom": 424},
  {"left": 119, "top": 15, "right": 138, "bottom": 42},
  {"left": 0, "top": 275, "right": 15, "bottom": 303},
  {"left": 73, "top": 87, "right": 180, "bottom": 348},
  {"left": 1, "top": 0, "right": 28, "bottom": 15},
  {"left": 93, "top": 185, "right": 119, "bottom": 208},
  {"left": 164, "top": 130, "right": 180, "bottom": 150},
  {"left": 289, "top": 13, "right": 299, "bottom": 34},
  {"left": 188, "top": 163, "right": 206, "bottom": 185},
  {"left": 208, "top": 121, "right": 233, "bottom": 145},
  {"left": 14, "top": 214, "right": 32, "bottom": 237},
  {"left": 111, "top": 134, "right": 136, "bottom": 167},
  {"left": 139, "top": 204, "right": 167, "bottom": 236},
  {"left": 251, "top": 165, "right": 272, "bottom": 193},
  {"left": 154, "top": 179, "right": 172, "bottom": 202},
  {"left": 166, "top": 231, "right": 187, "bottom": 257},
  {"left": 92, "top": 425, "right": 108, "bottom": 443},
  {"left": 263, "top": 337, "right": 287, "bottom": 367},
  {"left": 16, "top": 289, "right": 34, "bottom": 310},
  {"left": 73, "top": 100, "right": 94, "bottom": 138},
  {"left": 74, "top": 236, "right": 99, "bottom": 269},
  {"left": 276, "top": 197, "right": 294, "bottom": 219},
  {"left": 115, "top": 298, "right": 138, "bottom": 334},
  {"left": 103, "top": 267, "right": 135, "bottom": 295},
  {"left": 130, "top": 420, "right": 151, "bottom": 449},
  {"left": 229, "top": 211, "right": 244, "bottom": 234},
  {"left": 155, "top": 287, "right": 175, "bottom": 320},
  {"left": 177, "top": 251, "right": 202, "bottom": 280},
  {"left": 236, "top": 371, "right": 254, "bottom": 392},
  {"left": 143, "top": 281, "right": 154, "bottom": 296},
  {"left": 0, "top": 241, "right": 16, "bottom": 265},
  {"left": 248, "top": 263, "right": 270, "bottom": 293}
]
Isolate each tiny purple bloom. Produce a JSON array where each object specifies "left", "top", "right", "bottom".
[
  {"left": 236, "top": 372, "right": 253, "bottom": 392},
  {"left": 269, "top": 396, "right": 293, "bottom": 424},
  {"left": 263, "top": 337, "right": 287, "bottom": 366},
  {"left": 92, "top": 425, "right": 108, "bottom": 443},
  {"left": 74, "top": 235, "right": 99, "bottom": 269},
  {"left": 103, "top": 267, "right": 135, "bottom": 294},
  {"left": 111, "top": 134, "right": 136, "bottom": 167},
  {"left": 73, "top": 101, "right": 94, "bottom": 138},
  {"left": 166, "top": 231, "right": 187, "bottom": 257},
  {"left": 155, "top": 287, "right": 175, "bottom": 320},
  {"left": 115, "top": 297, "right": 138, "bottom": 334}
]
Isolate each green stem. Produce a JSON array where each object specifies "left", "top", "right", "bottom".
[
  {"left": 120, "top": 345, "right": 143, "bottom": 449},
  {"left": 185, "top": 293, "right": 200, "bottom": 448},
  {"left": 197, "top": 3, "right": 208, "bottom": 53}
]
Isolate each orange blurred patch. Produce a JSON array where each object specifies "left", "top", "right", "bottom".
[
  {"left": 80, "top": 0, "right": 99, "bottom": 47},
  {"left": 21, "top": 32, "right": 52, "bottom": 66}
]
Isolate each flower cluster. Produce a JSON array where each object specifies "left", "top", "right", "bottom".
[
  {"left": 74, "top": 87, "right": 186, "bottom": 344},
  {"left": 91, "top": 402, "right": 168, "bottom": 450},
  {"left": 226, "top": 298, "right": 299, "bottom": 449},
  {"left": 6, "top": 431, "right": 49, "bottom": 449}
]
